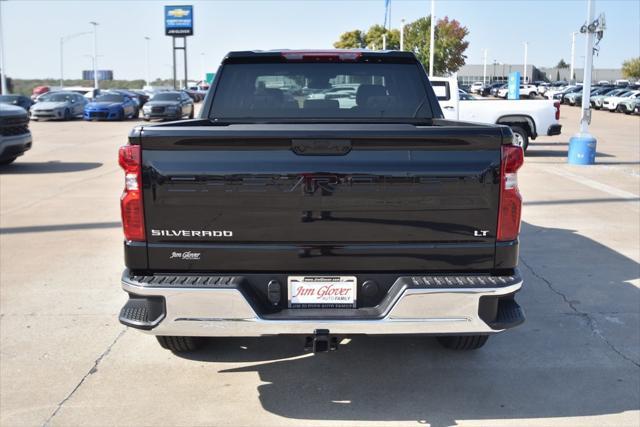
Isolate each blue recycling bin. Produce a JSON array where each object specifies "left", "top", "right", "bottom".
[{"left": 568, "top": 134, "right": 597, "bottom": 165}]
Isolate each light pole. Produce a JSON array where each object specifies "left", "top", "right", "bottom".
[
  {"left": 200, "top": 52, "right": 205, "bottom": 83},
  {"left": 483, "top": 49, "right": 488, "bottom": 85},
  {"left": 570, "top": 31, "right": 577, "bottom": 83},
  {"left": 89, "top": 21, "right": 99, "bottom": 89},
  {"left": 523, "top": 41, "right": 528, "bottom": 83},
  {"left": 0, "top": 0, "right": 7, "bottom": 94},
  {"left": 400, "top": 18, "right": 405, "bottom": 51},
  {"left": 144, "top": 36, "right": 151, "bottom": 87},
  {"left": 429, "top": 0, "right": 435, "bottom": 76},
  {"left": 568, "top": 0, "right": 602, "bottom": 165},
  {"left": 60, "top": 32, "right": 91, "bottom": 88}
]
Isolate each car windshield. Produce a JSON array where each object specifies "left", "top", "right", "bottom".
[
  {"left": 152, "top": 93, "right": 181, "bottom": 101},
  {"left": 96, "top": 94, "right": 125, "bottom": 102},
  {"left": 210, "top": 62, "right": 431, "bottom": 120},
  {"left": 39, "top": 93, "right": 72, "bottom": 102},
  {"left": 0, "top": 95, "right": 20, "bottom": 103},
  {"left": 601, "top": 89, "right": 623, "bottom": 96}
]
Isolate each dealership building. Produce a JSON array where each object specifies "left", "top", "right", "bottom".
[{"left": 455, "top": 63, "right": 624, "bottom": 85}]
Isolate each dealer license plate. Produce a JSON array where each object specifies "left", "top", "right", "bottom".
[{"left": 288, "top": 276, "right": 357, "bottom": 308}]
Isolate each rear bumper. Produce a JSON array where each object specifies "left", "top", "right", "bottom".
[
  {"left": 547, "top": 124, "right": 562, "bottom": 136},
  {"left": 120, "top": 271, "right": 524, "bottom": 336},
  {"left": 0, "top": 132, "right": 32, "bottom": 161}
]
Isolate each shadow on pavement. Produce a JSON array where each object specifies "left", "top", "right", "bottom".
[
  {"left": 0, "top": 221, "right": 120, "bottom": 234},
  {"left": 525, "top": 149, "right": 614, "bottom": 158},
  {"left": 0, "top": 161, "right": 102, "bottom": 174},
  {"left": 175, "top": 221, "right": 639, "bottom": 426}
]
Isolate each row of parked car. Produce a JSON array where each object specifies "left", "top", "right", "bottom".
[
  {"left": 0, "top": 88, "right": 202, "bottom": 122},
  {"left": 464, "top": 79, "right": 640, "bottom": 114},
  {"left": 543, "top": 83, "right": 640, "bottom": 114}
]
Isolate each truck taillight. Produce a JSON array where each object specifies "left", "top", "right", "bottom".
[
  {"left": 554, "top": 101, "right": 560, "bottom": 120},
  {"left": 497, "top": 144, "right": 524, "bottom": 241},
  {"left": 118, "top": 145, "right": 145, "bottom": 241}
]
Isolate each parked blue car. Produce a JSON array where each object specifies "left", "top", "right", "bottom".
[{"left": 83, "top": 93, "right": 138, "bottom": 121}]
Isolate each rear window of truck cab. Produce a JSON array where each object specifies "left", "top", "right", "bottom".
[{"left": 209, "top": 62, "right": 434, "bottom": 120}]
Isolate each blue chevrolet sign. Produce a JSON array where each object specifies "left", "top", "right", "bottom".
[
  {"left": 508, "top": 72, "right": 520, "bottom": 100},
  {"left": 165, "top": 5, "right": 193, "bottom": 36}
]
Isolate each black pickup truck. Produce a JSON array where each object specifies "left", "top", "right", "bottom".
[{"left": 118, "top": 50, "right": 525, "bottom": 353}]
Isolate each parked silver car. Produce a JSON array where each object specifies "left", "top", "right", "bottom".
[{"left": 30, "top": 91, "right": 87, "bottom": 121}]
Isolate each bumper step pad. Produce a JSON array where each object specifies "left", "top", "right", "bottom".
[
  {"left": 119, "top": 296, "right": 165, "bottom": 330},
  {"left": 490, "top": 298, "right": 525, "bottom": 330}
]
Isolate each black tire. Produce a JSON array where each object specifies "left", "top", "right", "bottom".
[
  {"left": 156, "top": 336, "right": 203, "bottom": 352},
  {"left": 0, "top": 157, "right": 17, "bottom": 165},
  {"left": 510, "top": 125, "right": 529, "bottom": 152},
  {"left": 437, "top": 335, "right": 489, "bottom": 350},
  {"left": 528, "top": 92, "right": 537, "bottom": 99},
  {"left": 189, "top": 106, "right": 195, "bottom": 119},
  {"left": 134, "top": 108, "right": 140, "bottom": 119}
]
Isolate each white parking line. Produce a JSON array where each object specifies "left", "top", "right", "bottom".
[{"left": 544, "top": 167, "right": 640, "bottom": 200}]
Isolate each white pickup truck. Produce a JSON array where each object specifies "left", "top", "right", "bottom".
[{"left": 431, "top": 77, "right": 562, "bottom": 150}]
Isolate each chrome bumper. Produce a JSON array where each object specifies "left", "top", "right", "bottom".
[{"left": 122, "top": 275, "right": 523, "bottom": 337}]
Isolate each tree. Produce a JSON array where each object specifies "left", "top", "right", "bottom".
[
  {"left": 622, "top": 57, "right": 640, "bottom": 79},
  {"left": 363, "top": 25, "right": 400, "bottom": 50},
  {"left": 556, "top": 59, "right": 569, "bottom": 69},
  {"left": 333, "top": 30, "right": 366, "bottom": 49},
  {"left": 404, "top": 16, "right": 469, "bottom": 75},
  {"left": 333, "top": 16, "right": 469, "bottom": 75}
]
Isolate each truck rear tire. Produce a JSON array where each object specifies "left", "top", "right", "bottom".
[
  {"left": 510, "top": 126, "right": 529, "bottom": 152},
  {"left": 437, "top": 335, "right": 489, "bottom": 350},
  {"left": 0, "top": 157, "right": 17, "bottom": 165},
  {"left": 156, "top": 336, "right": 203, "bottom": 352}
]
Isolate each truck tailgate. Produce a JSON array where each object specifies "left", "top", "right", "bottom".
[{"left": 138, "top": 123, "right": 504, "bottom": 272}]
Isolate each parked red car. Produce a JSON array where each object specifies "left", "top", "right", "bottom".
[{"left": 31, "top": 85, "right": 51, "bottom": 101}]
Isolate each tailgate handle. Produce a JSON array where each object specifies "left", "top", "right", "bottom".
[{"left": 292, "top": 139, "right": 351, "bottom": 156}]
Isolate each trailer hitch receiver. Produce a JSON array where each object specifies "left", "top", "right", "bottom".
[{"left": 305, "top": 329, "right": 338, "bottom": 353}]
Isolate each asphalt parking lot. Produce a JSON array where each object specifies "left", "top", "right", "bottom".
[{"left": 1, "top": 107, "right": 639, "bottom": 427}]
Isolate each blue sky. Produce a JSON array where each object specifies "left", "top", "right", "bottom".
[{"left": 2, "top": 0, "right": 639, "bottom": 80}]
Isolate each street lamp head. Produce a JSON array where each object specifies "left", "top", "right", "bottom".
[{"left": 89, "top": 21, "right": 99, "bottom": 26}]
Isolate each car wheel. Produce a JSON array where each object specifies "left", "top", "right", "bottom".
[
  {"left": 528, "top": 92, "right": 537, "bottom": 99},
  {"left": 510, "top": 126, "right": 529, "bottom": 152},
  {"left": 134, "top": 108, "right": 140, "bottom": 119},
  {"left": 437, "top": 335, "right": 489, "bottom": 350},
  {"left": 156, "top": 336, "right": 203, "bottom": 353},
  {"left": 189, "top": 107, "right": 194, "bottom": 119},
  {"left": 0, "top": 157, "right": 17, "bottom": 166}
]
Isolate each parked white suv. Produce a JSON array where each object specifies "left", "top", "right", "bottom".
[
  {"left": 469, "top": 82, "right": 485, "bottom": 94},
  {"left": 603, "top": 90, "right": 640, "bottom": 112},
  {"left": 496, "top": 84, "right": 538, "bottom": 99}
]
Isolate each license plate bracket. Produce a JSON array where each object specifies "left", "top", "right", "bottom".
[{"left": 288, "top": 276, "right": 357, "bottom": 308}]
